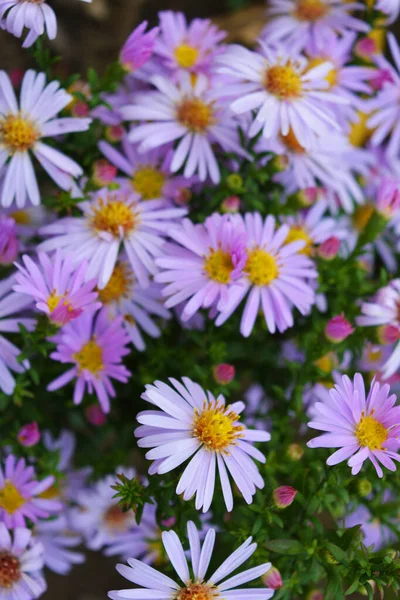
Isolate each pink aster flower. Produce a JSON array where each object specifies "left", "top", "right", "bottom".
[
  {"left": 121, "top": 72, "right": 246, "bottom": 184},
  {"left": 357, "top": 280, "right": 400, "bottom": 379},
  {"left": 38, "top": 187, "right": 186, "bottom": 289},
  {"left": 98, "top": 259, "right": 171, "bottom": 352},
  {"left": 154, "top": 11, "right": 226, "bottom": 76},
  {"left": 18, "top": 422, "right": 41, "bottom": 447},
  {"left": 0, "top": 455, "right": 61, "bottom": 528},
  {"left": 120, "top": 21, "right": 159, "bottom": 74},
  {"left": 0, "top": 70, "right": 91, "bottom": 208},
  {"left": 215, "top": 213, "right": 318, "bottom": 338},
  {"left": 109, "top": 521, "right": 273, "bottom": 600},
  {"left": 47, "top": 309, "right": 131, "bottom": 413},
  {"left": 261, "top": 0, "right": 369, "bottom": 51},
  {"left": 135, "top": 377, "right": 270, "bottom": 512},
  {"left": 325, "top": 315, "right": 355, "bottom": 343},
  {"left": 13, "top": 250, "right": 101, "bottom": 326},
  {"left": 0, "top": 0, "right": 92, "bottom": 47},
  {"left": 0, "top": 276, "right": 35, "bottom": 395},
  {"left": 218, "top": 42, "right": 348, "bottom": 149},
  {"left": 0, "top": 523, "right": 46, "bottom": 599},
  {"left": 155, "top": 213, "right": 247, "bottom": 321},
  {"left": 0, "top": 215, "right": 19, "bottom": 264},
  {"left": 307, "top": 373, "right": 400, "bottom": 478}
]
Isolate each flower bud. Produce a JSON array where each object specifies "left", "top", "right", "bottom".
[
  {"left": 105, "top": 125, "right": 125, "bottom": 143},
  {"left": 357, "top": 479, "right": 372, "bottom": 497},
  {"left": 221, "top": 196, "right": 240, "bottom": 214},
  {"left": 273, "top": 486, "right": 297, "bottom": 508},
  {"left": 174, "top": 188, "right": 192, "bottom": 206},
  {"left": 71, "top": 101, "right": 89, "bottom": 118},
  {"left": 120, "top": 22, "right": 158, "bottom": 73},
  {"left": 213, "top": 364, "right": 235, "bottom": 385},
  {"left": 377, "top": 324, "right": 400, "bottom": 345},
  {"left": 376, "top": 178, "right": 400, "bottom": 219},
  {"left": 355, "top": 36, "right": 378, "bottom": 60},
  {"left": 263, "top": 566, "right": 283, "bottom": 589},
  {"left": 18, "top": 423, "right": 41, "bottom": 447},
  {"left": 92, "top": 159, "right": 117, "bottom": 188},
  {"left": 325, "top": 315, "right": 354, "bottom": 343},
  {"left": 297, "top": 187, "right": 321, "bottom": 207},
  {"left": 161, "top": 516, "right": 176, "bottom": 528},
  {"left": 287, "top": 443, "right": 304, "bottom": 461},
  {"left": 226, "top": 173, "right": 243, "bottom": 192},
  {"left": 86, "top": 404, "right": 107, "bottom": 426},
  {"left": 306, "top": 591, "right": 324, "bottom": 600},
  {"left": 318, "top": 236, "right": 340, "bottom": 260},
  {"left": 9, "top": 68, "right": 24, "bottom": 87},
  {"left": 370, "top": 68, "right": 394, "bottom": 91}
]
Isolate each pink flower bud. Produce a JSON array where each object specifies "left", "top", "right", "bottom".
[
  {"left": 213, "top": 364, "right": 235, "bottom": 385},
  {"left": 273, "top": 486, "right": 298, "bottom": 508},
  {"left": 222, "top": 196, "right": 240, "bottom": 213},
  {"left": 318, "top": 236, "right": 340, "bottom": 260},
  {"left": 106, "top": 125, "right": 125, "bottom": 143},
  {"left": 120, "top": 22, "right": 159, "bottom": 73},
  {"left": 86, "top": 404, "right": 107, "bottom": 426},
  {"left": 377, "top": 324, "right": 400, "bottom": 345},
  {"left": 370, "top": 68, "right": 393, "bottom": 91},
  {"left": 376, "top": 178, "right": 400, "bottom": 219},
  {"left": 355, "top": 37, "right": 377, "bottom": 60},
  {"left": 9, "top": 68, "right": 24, "bottom": 87},
  {"left": 307, "top": 591, "right": 324, "bottom": 600},
  {"left": 263, "top": 566, "right": 283, "bottom": 589},
  {"left": 18, "top": 422, "right": 41, "bottom": 447},
  {"left": 174, "top": 188, "right": 192, "bottom": 206},
  {"left": 298, "top": 187, "right": 322, "bottom": 207},
  {"left": 92, "top": 159, "right": 117, "bottom": 187},
  {"left": 161, "top": 516, "right": 176, "bottom": 528},
  {"left": 0, "top": 216, "right": 19, "bottom": 265},
  {"left": 71, "top": 101, "right": 90, "bottom": 118},
  {"left": 325, "top": 315, "right": 354, "bottom": 343}
]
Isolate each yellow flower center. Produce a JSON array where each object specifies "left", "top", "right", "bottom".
[
  {"left": 0, "top": 114, "right": 39, "bottom": 153},
  {"left": 91, "top": 199, "right": 137, "bottom": 237},
  {"left": 348, "top": 112, "right": 372, "bottom": 147},
  {"left": 177, "top": 583, "right": 215, "bottom": 600},
  {"left": 97, "top": 263, "right": 133, "bottom": 304},
  {"left": 176, "top": 99, "right": 214, "bottom": 133},
  {"left": 73, "top": 339, "right": 104, "bottom": 375},
  {"left": 355, "top": 415, "right": 388, "bottom": 450},
  {"left": 245, "top": 248, "right": 279, "bottom": 286},
  {"left": 39, "top": 483, "right": 60, "bottom": 500},
  {"left": 104, "top": 505, "right": 130, "bottom": 532},
  {"left": 0, "top": 552, "right": 21, "bottom": 589},
  {"left": 204, "top": 249, "right": 234, "bottom": 284},
  {"left": 0, "top": 481, "right": 25, "bottom": 515},
  {"left": 132, "top": 166, "right": 166, "bottom": 200},
  {"left": 193, "top": 402, "right": 244, "bottom": 452},
  {"left": 293, "top": 0, "right": 330, "bottom": 21},
  {"left": 285, "top": 226, "right": 313, "bottom": 256},
  {"left": 265, "top": 64, "right": 302, "bottom": 99},
  {"left": 281, "top": 128, "right": 306, "bottom": 153},
  {"left": 174, "top": 44, "right": 200, "bottom": 69},
  {"left": 314, "top": 352, "right": 338, "bottom": 373},
  {"left": 307, "top": 57, "right": 337, "bottom": 87},
  {"left": 10, "top": 210, "right": 30, "bottom": 225},
  {"left": 352, "top": 204, "right": 375, "bottom": 232},
  {"left": 367, "top": 348, "right": 383, "bottom": 363},
  {"left": 147, "top": 534, "right": 166, "bottom": 567}
]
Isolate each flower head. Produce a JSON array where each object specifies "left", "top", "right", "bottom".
[
  {"left": 48, "top": 309, "right": 131, "bottom": 413},
  {"left": 18, "top": 423, "right": 41, "bottom": 447},
  {"left": 0, "top": 70, "right": 91, "bottom": 208},
  {"left": 307, "top": 373, "right": 400, "bottom": 478},
  {"left": 135, "top": 377, "right": 270, "bottom": 512},
  {"left": 120, "top": 21, "right": 159, "bottom": 74},
  {"left": 108, "top": 521, "right": 274, "bottom": 600},
  {"left": 34, "top": 514, "right": 85, "bottom": 575},
  {"left": 325, "top": 315, "right": 355, "bottom": 343},
  {"left": 0, "top": 455, "right": 61, "bottom": 528}
]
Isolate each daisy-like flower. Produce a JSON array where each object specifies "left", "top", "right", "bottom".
[
  {"left": 69, "top": 468, "right": 137, "bottom": 552},
  {"left": 0, "top": 523, "right": 46, "bottom": 599},
  {"left": 155, "top": 213, "right": 247, "bottom": 321},
  {"left": 0, "top": 455, "right": 62, "bottom": 528},
  {"left": 215, "top": 213, "right": 318, "bottom": 338},
  {"left": 47, "top": 309, "right": 131, "bottom": 413},
  {"left": 0, "top": 276, "right": 35, "bottom": 395},
  {"left": 120, "top": 21, "right": 159, "bottom": 74},
  {"left": 261, "top": 0, "right": 369, "bottom": 51},
  {"left": 34, "top": 515, "right": 85, "bottom": 576},
  {"left": 154, "top": 11, "right": 226, "bottom": 75},
  {"left": 0, "top": 0, "right": 92, "bottom": 48},
  {"left": 307, "top": 373, "right": 400, "bottom": 478},
  {"left": 218, "top": 43, "right": 348, "bottom": 149},
  {"left": 121, "top": 72, "right": 246, "bottom": 184},
  {"left": 357, "top": 280, "right": 400, "bottom": 379},
  {"left": 13, "top": 250, "right": 101, "bottom": 326},
  {"left": 38, "top": 187, "right": 187, "bottom": 289},
  {"left": 109, "top": 520, "right": 274, "bottom": 600},
  {"left": 366, "top": 34, "right": 400, "bottom": 157},
  {"left": 135, "top": 377, "right": 270, "bottom": 512},
  {"left": 0, "top": 70, "right": 91, "bottom": 208},
  {"left": 99, "top": 137, "right": 194, "bottom": 204},
  {"left": 98, "top": 259, "right": 171, "bottom": 352}
]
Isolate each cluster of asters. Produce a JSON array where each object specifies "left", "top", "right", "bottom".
[{"left": 2, "top": 0, "right": 400, "bottom": 598}]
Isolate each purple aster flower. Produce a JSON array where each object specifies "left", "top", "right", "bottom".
[
  {"left": 0, "top": 455, "right": 62, "bottom": 528},
  {"left": 0, "top": 0, "right": 92, "bottom": 47},
  {"left": 121, "top": 72, "right": 246, "bottom": 184},
  {"left": 0, "top": 215, "right": 18, "bottom": 264},
  {"left": 120, "top": 21, "right": 159, "bottom": 74},
  {"left": 0, "top": 70, "right": 91, "bottom": 208},
  {"left": 99, "top": 136, "right": 194, "bottom": 204},
  {"left": 307, "top": 373, "right": 400, "bottom": 478},
  {"left": 154, "top": 11, "right": 226, "bottom": 76},
  {"left": 155, "top": 213, "right": 247, "bottom": 321},
  {"left": 47, "top": 309, "right": 131, "bottom": 413},
  {"left": 261, "top": 0, "right": 369, "bottom": 51},
  {"left": 135, "top": 377, "right": 270, "bottom": 513},
  {"left": 0, "top": 275, "right": 35, "bottom": 395},
  {"left": 109, "top": 521, "right": 274, "bottom": 600},
  {"left": 38, "top": 188, "right": 187, "bottom": 289},
  {"left": 13, "top": 250, "right": 101, "bottom": 326},
  {"left": 98, "top": 259, "right": 171, "bottom": 352},
  {"left": 34, "top": 515, "right": 85, "bottom": 576},
  {"left": 0, "top": 523, "right": 46, "bottom": 599},
  {"left": 215, "top": 213, "right": 318, "bottom": 338},
  {"left": 217, "top": 42, "right": 348, "bottom": 148},
  {"left": 375, "top": 0, "right": 400, "bottom": 22},
  {"left": 344, "top": 504, "right": 396, "bottom": 550}
]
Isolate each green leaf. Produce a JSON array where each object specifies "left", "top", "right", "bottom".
[
  {"left": 345, "top": 577, "right": 360, "bottom": 595},
  {"left": 264, "top": 539, "right": 304, "bottom": 555},
  {"left": 325, "top": 543, "right": 348, "bottom": 564},
  {"left": 326, "top": 575, "right": 344, "bottom": 600},
  {"left": 364, "top": 582, "right": 374, "bottom": 600}
]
